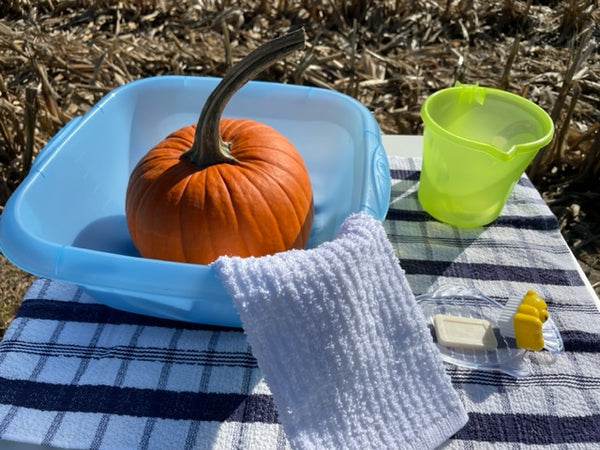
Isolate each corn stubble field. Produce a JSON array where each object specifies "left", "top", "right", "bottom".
[{"left": 0, "top": 0, "right": 599, "bottom": 336}]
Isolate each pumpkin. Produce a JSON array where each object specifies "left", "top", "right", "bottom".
[{"left": 125, "top": 29, "right": 313, "bottom": 265}]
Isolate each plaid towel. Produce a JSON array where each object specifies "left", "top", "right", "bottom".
[
  {"left": 213, "top": 212, "right": 468, "bottom": 450},
  {"left": 0, "top": 156, "right": 599, "bottom": 449}
]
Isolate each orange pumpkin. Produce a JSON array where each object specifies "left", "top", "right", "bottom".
[{"left": 125, "top": 30, "right": 313, "bottom": 265}]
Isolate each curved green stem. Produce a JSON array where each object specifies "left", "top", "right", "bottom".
[{"left": 182, "top": 28, "right": 305, "bottom": 169}]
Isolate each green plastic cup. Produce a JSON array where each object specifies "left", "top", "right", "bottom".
[{"left": 418, "top": 83, "right": 554, "bottom": 227}]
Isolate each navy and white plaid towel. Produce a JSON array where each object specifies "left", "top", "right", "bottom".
[{"left": 0, "top": 156, "right": 599, "bottom": 449}]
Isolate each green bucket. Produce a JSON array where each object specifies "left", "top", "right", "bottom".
[{"left": 418, "top": 83, "right": 554, "bottom": 227}]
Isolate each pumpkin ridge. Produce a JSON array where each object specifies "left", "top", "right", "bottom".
[
  {"left": 162, "top": 129, "right": 195, "bottom": 151},
  {"left": 186, "top": 166, "right": 248, "bottom": 263},
  {"left": 212, "top": 165, "right": 252, "bottom": 256},
  {"left": 243, "top": 153, "right": 310, "bottom": 192},
  {"left": 177, "top": 173, "right": 195, "bottom": 262},
  {"left": 242, "top": 159, "right": 312, "bottom": 217},
  {"left": 126, "top": 161, "right": 168, "bottom": 232},
  {"left": 135, "top": 162, "right": 194, "bottom": 261},
  {"left": 222, "top": 127, "right": 290, "bottom": 160},
  {"left": 136, "top": 152, "right": 181, "bottom": 170},
  {"left": 231, "top": 138, "right": 306, "bottom": 164},
  {"left": 167, "top": 125, "right": 195, "bottom": 139},
  {"left": 229, "top": 165, "right": 287, "bottom": 251},
  {"left": 135, "top": 141, "right": 190, "bottom": 172},
  {"left": 236, "top": 153, "right": 307, "bottom": 178},
  {"left": 153, "top": 140, "right": 190, "bottom": 155},
  {"left": 131, "top": 177, "right": 159, "bottom": 257},
  {"left": 220, "top": 118, "right": 247, "bottom": 139},
  {"left": 226, "top": 119, "right": 271, "bottom": 136},
  {"left": 194, "top": 169, "right": 219, "bottom": 262},
  {"left": 227, "top": 125, "right": 291, "bottom": 148},
  {"left": 232, "top": 141, "right": 292, "bottom": 155}
]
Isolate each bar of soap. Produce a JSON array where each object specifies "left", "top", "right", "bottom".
[{"left": 434, "top": 314, "right": 498, "bottom": 350}]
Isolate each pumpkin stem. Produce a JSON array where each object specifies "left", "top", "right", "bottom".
[{"left": 182, "top": 28, "right": 305, "bottom": 169}]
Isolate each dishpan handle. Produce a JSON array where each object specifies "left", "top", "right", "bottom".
[
  {"left": 360, "top": 130, "right": 391, "bottom": 220},
  {"left": 31, "top": 116, "right": 83, "bottom": 171}
]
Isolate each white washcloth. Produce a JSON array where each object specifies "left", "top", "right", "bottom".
[{"left": 213, "top": 213, "right": 468, "bottom": 450}]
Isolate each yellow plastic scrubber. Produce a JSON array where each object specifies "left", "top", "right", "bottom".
[{"left": 498, "top": 290, "right": 549, "bottom": 351}]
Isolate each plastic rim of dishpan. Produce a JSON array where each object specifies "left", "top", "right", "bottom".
[
  {"left": 0, "top": 76, "right": 391, "bottom": 327},
  {"left": 416, "top": 284, "right": 563, "bottom": 378}
]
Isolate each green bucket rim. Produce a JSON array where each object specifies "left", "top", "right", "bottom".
[{"left": 420, "top": 84, "right": 554, "bottom": 161}]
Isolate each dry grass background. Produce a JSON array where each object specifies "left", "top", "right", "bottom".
[{"left": 1, "top": 0, "right": 599, "bottom": 336}]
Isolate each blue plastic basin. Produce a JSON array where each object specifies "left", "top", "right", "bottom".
[{"left": 0, "top": 76, "right": 390, "bottom": 327}]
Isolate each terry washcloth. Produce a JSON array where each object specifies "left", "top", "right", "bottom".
[{"left": 213, "top": 213, "right": 468, "bottom": 449}]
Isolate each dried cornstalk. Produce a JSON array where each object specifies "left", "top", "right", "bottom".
[{"left": 22, "top": 87, "right": 37, "bottom": 177}]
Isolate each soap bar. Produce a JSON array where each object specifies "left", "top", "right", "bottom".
[{"left": 434, "top": 314, "right": 498, "bottom": 351}]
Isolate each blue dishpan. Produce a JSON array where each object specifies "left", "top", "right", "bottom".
[{"left": 0, "top": 76, "right": 390, "bottom": 327}]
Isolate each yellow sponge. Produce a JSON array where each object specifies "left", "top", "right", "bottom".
[{"left": 498, "top": 290, "right": 548, "bottom": 351}]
